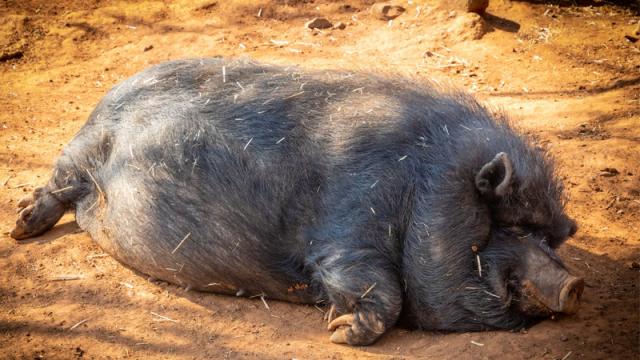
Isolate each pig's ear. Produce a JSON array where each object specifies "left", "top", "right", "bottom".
[{"left": 475, "top": 152, "right": 513, "bottom": 198}]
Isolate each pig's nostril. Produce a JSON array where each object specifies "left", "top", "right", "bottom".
[{"left": 558, "top": 276, "right": 584, "bottom": 314}]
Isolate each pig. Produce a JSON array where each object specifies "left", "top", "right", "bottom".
[{"left": 11, "top": 58, "right": 583, "bottom": 345}]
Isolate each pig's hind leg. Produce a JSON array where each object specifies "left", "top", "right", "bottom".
[{"left": 11, "top": 154, "right": 90, "bottom": 240}]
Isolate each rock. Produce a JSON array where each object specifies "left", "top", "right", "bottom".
[
  {"left": 0, "top": 50, "right": 23, "bottom": 62},
  {"left": 625, "top": 24, "right": 639, "bottom": 43},
  {"left": 599, "top": 168, "right": 619, "bottom": 177},
  {"left": 333, "top": 22, "right": 346, "bottom": 30},
  {"left": 630, "top": 261, "right": 640, "bottom": 270},
  {"left": 448, "top": 13, "right": 488, "bottom": 41},
  {"left": 449, "top": 0, "right": 489, "bottom": 14},
  {"left": 305, "top": 17, "right": 333, "bottom": 30},
  {"left": 371, "top": 3, "right": 406, "bottom": 21},
  {"left": 0, "top": 15, "right": 27, "bottom": 63}
]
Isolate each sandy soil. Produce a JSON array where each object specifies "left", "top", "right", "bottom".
[{"left": 1, "top": 0, "right": 639, "bottom": 359}]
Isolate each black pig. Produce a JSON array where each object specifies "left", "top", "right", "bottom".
[{"left": 11, "top": 58, "right": 583, "bottom": 345}]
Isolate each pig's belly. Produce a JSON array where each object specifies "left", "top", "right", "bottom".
[{"left": 73, "top": 174, "right": 317, "bottom": 303}]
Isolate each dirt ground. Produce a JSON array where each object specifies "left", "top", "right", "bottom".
[{"left": 1, "top": 0, "right": 639, "bottom": 359}]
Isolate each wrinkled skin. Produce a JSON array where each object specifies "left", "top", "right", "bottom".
[{"left": 11, "top": 58, "right": 583, "bottom": 346}]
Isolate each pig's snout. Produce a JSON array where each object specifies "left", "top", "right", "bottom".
[
  {"left": 519, "top": 272, "right": 584, "bottom": 316},
  {"left": 557, "top": 275, "right": 584, "bottom": 314},
  {"left": 518, "top": 242, "right": 584, "bottom": 316}
]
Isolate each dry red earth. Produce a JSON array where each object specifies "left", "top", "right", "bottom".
[{"left": 1, "top": 0, "right": 639, "bottom": 359}]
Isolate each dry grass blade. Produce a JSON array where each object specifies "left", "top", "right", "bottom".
[
  {"left": 243, "top": 137, "right": 253, "bottom": 151},
  {"left": 360, "top": 282, "right": 377, "bottom": 299},
  {"left": 83, "top": 167, "right": 104, "bottom": 198},
  {"left": 51, "top": 275, "right": 83, "bottom": 281},
  {"left": 171, "top": 232, "right": 192, "bottom": 254},
  {"left": 2, "top": 174, "right": 15, "bottom": 186},
  {"left": 69, "top": 318, "right": 90, "bottom": 331},
  {"left": 260, "top": 295, "right": 270, "bottom": 310},
  {"left": 283, "top": 91, "right": 305, "bottom": 100},
  {"left": 50, "top": 185, "right": 73, "bottom": 194},
  {"left": 151, "top": 311, "right": 178, "bottom": 323}
]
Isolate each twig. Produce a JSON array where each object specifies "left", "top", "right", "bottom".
[
  {"left": 120, "top": 282, "right": 134, "bottom": 289},
  {"left": 83, "top": 167, "right": 104, "bottom": 198},
  {"left": 483, "top": 290, "right": 500, "bottom": 298},
  {"left": 69, "top": 318, "right": 90, "bottom": 330},
  {"left": 561, "top": 351, "right": 573, "bottom": 360},
  {"left": 51, "top": 275, "right": 83, "bottom": 281},
  {"left": 260, "top": 295, "right": 270, "bottom": 310},
  {"left": 360, "top": 282, "right": 377, "bottom": 299},
  {"left": 326, "top": 304, "right": 336, "bottom": 324},
  {"left": 476, "top": 254, "right": 483, "bottom": 277},
  {"left": 50, "top": 185, "right": 74, "bottom": 194},
  {"left": 243, "top": 138, "right": 253, "bottom": 151},
  {"left": 151, "top": 311, "right": 178, "bottom": 323},
  {"left": 604, "top": 197, "right": 617, "bottom": 210},
  {"left": 2, "top": 174, "right": 15, "bottom": 186},
  {"left": 283, "top": 91, "right": 305, "bottom": 100},
  {"left": 222, "top": 66, "right": 226, "bottom": 83},
  {"left": 470, "top": 340, "right": 484, "bottom": 347},
  {"left": 270, "top": 39, "right": 289, "bottom": 46},
  {"left": 171, "top": 232, "right": 192, "bottom": 254}
]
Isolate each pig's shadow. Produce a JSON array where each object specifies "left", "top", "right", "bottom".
[{"left": 12, "top": 224, "right": 637, "bottom": 357}]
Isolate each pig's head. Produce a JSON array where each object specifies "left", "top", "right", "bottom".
[
  {"left": 470, "top": 151, "right": 582, "bottom": 324},
  {"left": 401, "top": 147, "right": 583, "bottom": 331},
  {"left": 475, "top": 152, "right": 578, "bottom": 247}
]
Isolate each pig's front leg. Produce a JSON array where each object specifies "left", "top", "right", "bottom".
[{"left": 311, "top": 246, "right": 402, "bottom": 345}]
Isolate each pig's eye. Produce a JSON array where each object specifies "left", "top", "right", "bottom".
[{"left": 505, "top": 269, "right": 520, "bottom": 292}]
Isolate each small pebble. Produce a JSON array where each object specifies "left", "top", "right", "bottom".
[
  {"left": 305, "top": 17, "right": 333, "bottom": 30},
  {"left": 371, "top": 3, "right": 405, "bottom": 20}
]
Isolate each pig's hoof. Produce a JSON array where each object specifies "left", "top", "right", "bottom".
[
  {"left": 11, "top": 205, "right": 36, "bottom": 239},
  {"left": 327, "top": 312, "right": 385, "bottom": 346},
  {"left": 15, "top": 186, "right": 43, "bottom": 212},
  {"left": 11, "top": 189, "right": 66, "bottom": 240}
]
